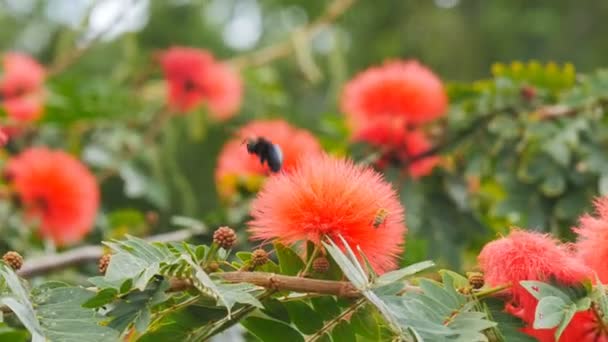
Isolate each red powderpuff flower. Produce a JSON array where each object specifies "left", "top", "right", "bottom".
[
  {"left": 159, "top": 46, "right": 242, "bottom": 120},
  {"left": 574, "top": 197, "right": 608, "bottom": 283},
  {"left": 341, "top": 60, "right": 447, "bottom": 129},
  {"left": 478, "top": 229, "right": 590, "bottom": 324},
  {"left": 215, "top": 120, "right": 322, "bottom": 200},
  {"left": 355, "top": 117, "right": 439, "bottom": 178},
  {"left": 522, "top": 310, "right": 608, "bottom": 342},
  {"left": 0, "top": 52, "right": 46, "bottom": 122},
  {"left": 248, "top": 154, "right": 406, "bottom": 274},
  {"left": 6, "top": 148, "right": 99, "bottom": 246}
]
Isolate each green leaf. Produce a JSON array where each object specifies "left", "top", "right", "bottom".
[
  {"left": 533, "top": 296, "right": 566, "bottom": 329},
  {"left": 81, "top": 288, "right": 118, "bottom": 308},
  {"left": 419, "top": 279, "right": 461, "bottom": 310},
  {"left": 310, "top": 296, "right": 341, "bottom": 321},
  {"left": 376, "top": 261, "right": 435, "bottom": 286},
  {"left": 540, "top": 173, "right": 566, "bottom": 197},
  {"left": 439, "top": 270, "right": 470, "bottom": 290},
  {"left": 520, "top": 281, "right": 573, "bottom": 303},
  {"left": 331, "top": 320, "right": 356, "bottom": 342},
  {"left": 0, "top": 323, "right": 28, "bottom": 342},
  {"left": 0, "top": 297, "right": 43, "bottom": 342},
  {"left": 34, "top": 287, "right": 119, "bottom": 342},
  {"left": 138, "top": 305, "right": 227, "bottom": 341},
  {"left": 274, "top": 243, "right": 305, "bottom": 276},
  {"left": 283, "top": 301, "right": 324, "bottom": 334},
  {"left": 350, "top": 305, "right": 380, "bottom": 340},
  {"left": 323, "top": 238, "right": 368, "bottom": 289},
  {"left": 555, "top": 304, "right": 577, "bottom": 340},
  {"left": 241, "top": 316, "right": 304, "bottom": 342},
  {"left": 107, "top": 277, "right": 168, "bottom": 333},
  {"left": 576, "top": 297, "right": 591, "bottom": 311}
]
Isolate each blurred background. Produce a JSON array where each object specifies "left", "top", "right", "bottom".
[{"left": 2, "top": 0, "right": 608, "bottom": 274}]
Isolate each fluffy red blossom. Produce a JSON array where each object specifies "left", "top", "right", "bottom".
[
  {"left": 574, "top": 197, "right": 608, "bottom": 283},
  {"left": 341, "top": 60, "right": 447, "bottom": 128},
  {"left": 160, "top": 46, "right": 242, "bottom": 120},
  {"left": 6, "top": 148, "right": 99, "bottom": 246},
  {"left": 0, "top": 52, "right": 46, "bottom": 122},
  {"left": 522, "top": 310, "right": 608, "bottom": 342},
  {"left": 215, "top": 119, "right": 322, "bottom": 200},
  {"left": 248, "top": 154, "right": 406, "bottom": 273},
  {"left": 355, "top": 117, "right": 439, "bottom": 178},
  {"left": 478, "top": 229, "right": 590, "bottom": 324}
]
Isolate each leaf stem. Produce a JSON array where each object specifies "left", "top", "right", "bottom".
[{"left": 305, "top": 298, "right": 366, "bottom": 342}]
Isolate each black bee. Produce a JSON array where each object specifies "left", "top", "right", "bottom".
[{"left": 245, "top": 137, "right": 283, "bottom": 173}]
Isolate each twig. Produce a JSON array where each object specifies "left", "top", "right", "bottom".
[
  {"left": 228, "top": 0, "right": 355, "bottom": 69},
  {"left": 216, "top": 271, "right": 360, "bottom": 298},
  {"left": 305, "top": 298, "right": 366, "bottom": 342},
  {"left": 18, "top": 227, "right": 203, "bottom": 278},
  {"left": 405, "top": 106, "right": 516, "bottom": 165}
]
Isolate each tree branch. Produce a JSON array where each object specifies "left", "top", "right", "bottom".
[
  {"left": 229, "top": 0, "right": 356, "bottom": 69},
  {"left": 216, "top": 271, "right": 361, "bottom": 298},
  {"left": 18, "top": 227, "right": 202, "bottom": 278}
]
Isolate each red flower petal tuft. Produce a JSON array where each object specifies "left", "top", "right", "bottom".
[
  {"left": 0, "top": 52, "right": 46, "bottom": 122},
  {"left": 159, "top": 46, "right": 242, "bottom": 120},
  {"left": 354, "top": 117, "right": 439, "bottom": 178},
  {"left": 341, "top": 60, "right": 447, "bottom": 128},
  {"left": 574, "top": 197, "right": 608, "bottom": 283},
  {"left": 215, "top": 119, "right": 322, "bottom": 200},
  {"left": 248, "top": 154, "right": 406, "bottom": 274},
  {"left": 6, "top": 148, "right": 99, "bottom": 246},
  {"left": 478, "top": 229, "right": 590, "bottom": 324}
]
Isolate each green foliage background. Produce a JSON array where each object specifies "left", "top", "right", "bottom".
[{"left": 1, "top": 0, "right": 608, "bottom": 272}]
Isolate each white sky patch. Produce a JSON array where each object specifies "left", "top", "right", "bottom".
[
  {"left": 45, "top": 0, "right": 94, "bottom": 28},
  {"left": 222, "top": 0, "right": 262, "bottom": 50},
  {"left": 434, "top": 0, "right": 460, "bottom": 9},
  {"left": 82, "top": 0, "right": 150, "bottom": 44},
  {"left": 2, "top": 0, "right": 36, "bottom": 16}
]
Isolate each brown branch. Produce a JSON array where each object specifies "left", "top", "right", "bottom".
[
  {"left": 216, "top": 271, "right": 361, "bottom": 298},
  {"left": 18, "top": 227, "right": 202, "bottom": 278},
  {"left": 229, "top": 0, "right": 356, "bottom": 69}
]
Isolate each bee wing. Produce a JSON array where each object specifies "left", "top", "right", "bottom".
[{"left": 268, "top": 144, "right": 283, "bottom": 172}]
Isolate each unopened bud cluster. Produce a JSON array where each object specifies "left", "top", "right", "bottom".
[{"left": 213, "top": 226, "right": 237, "bottom": 249}]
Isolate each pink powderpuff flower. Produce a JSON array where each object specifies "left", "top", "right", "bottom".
[
  {"left": 159, "top": 46, "right": 242, "bottom": 120},
  {"left": 215, "top": 119, "right": 322, "bottom": 201},
  {"left": 6, "top": 148, "right": 99, "bottom": 246},
  {"left": 341, "top": 60, "right": 447, "bottom": 129},
  {"left": 478, "top": 229, "right": 590, "bottom": 324},
  {"left": 248, "top": 154, "right": 406, "bottom": 274},
  {"left": 0, "top": 52, "right": 46, "bottom": 122},
  {"left": 574, "top": 197, "right": 608, "bottom": 283}
]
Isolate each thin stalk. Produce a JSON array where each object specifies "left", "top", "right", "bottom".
[{"left": 305, "top": 298, "right": 366, "bottom": 342}]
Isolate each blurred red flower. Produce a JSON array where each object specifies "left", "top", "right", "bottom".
[
  {"left": 160, "top": 46, "right": 242, "bottom": 120},
  {"left": 6, "top": 148, "right": 99, "bottom": 246},
  {"left": 215, "top": 119, "right": 322, "bottom": 201},
  {"left": 341, "top": 60, "right": 447, "bottom": 129},
  {"left": 355, "top": 116, "right": 439, "bottom": 178},
  {"left": 574, "top": 197, "right": 608, "bottom": 283},
  {"left": 248, "top": 154, "right": 406, "bottom": 273},
  {"left": 524, "top": 309, "right": 608, "bottom": 342},
  {"left": 0, "top": 52, "right": 46, "bottom": 122}
]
